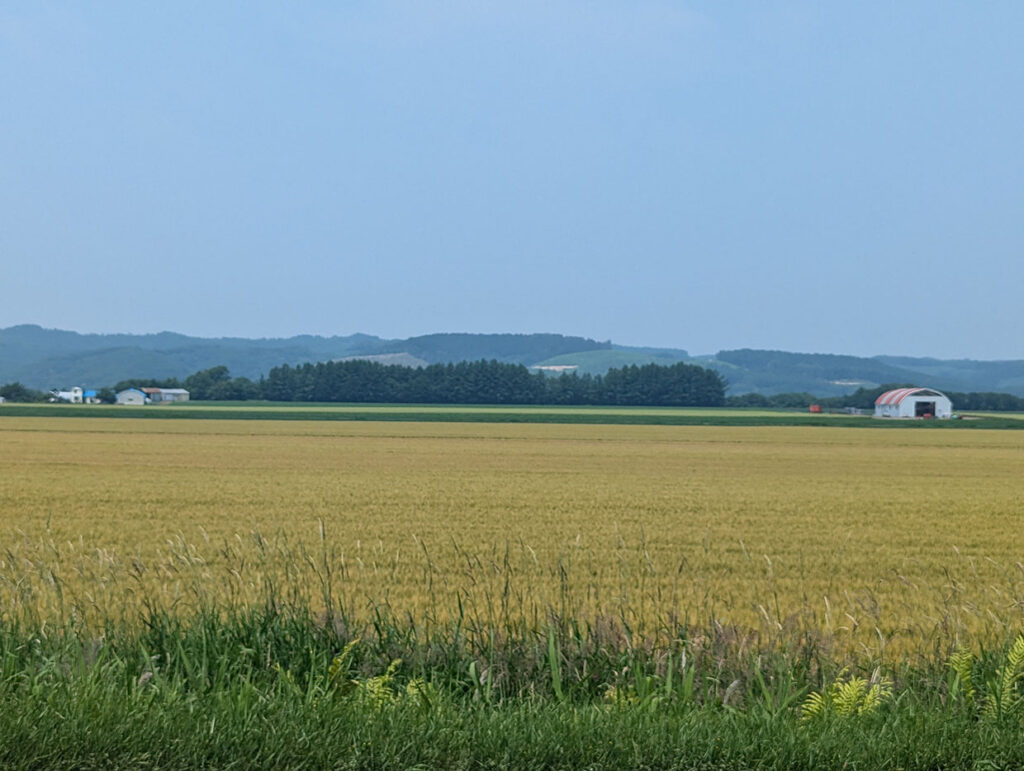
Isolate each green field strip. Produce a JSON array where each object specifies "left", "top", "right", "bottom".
[{"left": 2, "top": 402, "right": 1020, "bottom": 428}]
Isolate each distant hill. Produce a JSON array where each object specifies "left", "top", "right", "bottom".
[
  {"left": 0, "top": 326, "right": 608, "bottom": 389},
  {"left": 531, "top": 347, "right": 689, "bottom": 376},
  {"left": 532, "top": 346, "right": 912, "bottom": 394},
  {"left": 3, "top": 325, "right": 1024, "bottom": 397},
  {"left": 695, "top": 349, "right": 1024, "bottom": 397},
  {"left": 516, "top": 345, "right": 1024, "bottom": 398},
  {"left": 873, "top": 355, "right": 1024, "bottom": 395},
  {"left": 701, "top": 349, "right": 922, "bottom": 397},
  {"left": 0, "top": 325, "right": 388, "bottom": 388}
]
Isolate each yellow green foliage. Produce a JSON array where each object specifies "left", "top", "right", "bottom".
[
  {"left": 950, "top": 635, "right": 1024, "bottom": 719},
  {"left": 948, "top": 648, "right": 976, "bottom": 708},
  {"left": 993, "top": 635, "right": 1024, "bottom": 718},
  {"left": 800, "top": 670, "right": 893, "bottom": 721}
]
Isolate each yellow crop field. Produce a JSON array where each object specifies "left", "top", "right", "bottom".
[{"left": 1, "top": 415, "right": 1022, "bottom": 658}]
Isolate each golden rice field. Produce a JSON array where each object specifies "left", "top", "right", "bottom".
[{"left": 1, "top": 415, "right": 1023, "bottom": 659}]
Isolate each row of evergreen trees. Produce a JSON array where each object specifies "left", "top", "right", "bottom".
[
  {"left": 10, "top": 364, "right": 1024, "bottom": 411},
  {"left": 3, "top": 359, "right": 726, "bottom": 407},
  {"left": 260, "top": 359, "right": 727, "bottom": 406},
  {"left": 102, "top": 360, "right": 725, "bottom": 406}
]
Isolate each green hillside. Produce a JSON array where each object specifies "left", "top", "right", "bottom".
[
  {"left": 533, "top": 347, "right": 1024, "bottom": 398},
  {"left": 875, "top": 355, "right": 1024, "bottom": 394},
  {"left": 705, "top": 349, "right": 1024, "bottom": 396},
  {"left": 698, "top": 349, "right": 915, "bottom": 396},
  {"left": 0, "top": 326, "right": 607, "bottom": 389},
  {"left": 531, "top": 349, "right": 688, "bottom": 376}
]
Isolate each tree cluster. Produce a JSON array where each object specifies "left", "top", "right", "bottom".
[
  {"left": 937, "top": 391, "right": 1024, "bottom": 412},
  {"left": 261, "top": 359, "right": 726, "bottom": 407},
  {"left": 4, "top": 359, "right": 725, "bottom": 408},
  {"left": 16, "top": 366, "right": 1024, "bottom": 412},
  {"left": 181, "top": 366, "right": 261, "bottom": 401},
  {"left": 0, "top": 382, "right": 48, "bottom": 402}
]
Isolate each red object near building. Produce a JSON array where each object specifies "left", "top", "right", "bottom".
[{"left": 809, "top": 404, "right": 822, "bottom": 413}]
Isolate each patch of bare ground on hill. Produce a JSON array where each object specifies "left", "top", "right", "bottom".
[{"left": 333, "top": 352, "right": 430, "bottom": 367}]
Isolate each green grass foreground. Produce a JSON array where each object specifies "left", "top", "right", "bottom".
[
  {"left": 3, "top": 401, "right": 1022, "bottom": 429},
  {"left": 2, "top": 605, "right": 1023, "bottom": 769}
]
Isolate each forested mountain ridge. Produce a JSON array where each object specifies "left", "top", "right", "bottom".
[
  {"left": 701, "top": 349, "right": 1024, "bottom": 397},
  {"left": 3, "top": 325, "right": 1024, "bottom": 397},
  {"left": 0, "top": 326, "right": 609, "bottom": 389}
]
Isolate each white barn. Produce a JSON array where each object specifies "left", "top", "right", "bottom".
[
  {"left": 116, "top": 388, "right": 148, "bottom": 405},
  {"left": 874, "top": 387, "right": 953, "bottom": 419}
]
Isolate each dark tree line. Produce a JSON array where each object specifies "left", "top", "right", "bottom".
[
  {"left": 261, "top": 359, "right": 727, "bottom": 407},
  {"left": 725, "top": 384, "right": 1024, "bottom": 412},
  {"left": 0, "top": 382, "right": 48, "bottom": 402},
  {"left": 946, "top": 391, "right": 1024, "bottom": 411},
  {"left": 11, "top": 367, "right": 1023, "bottom": 411},
  {"left": 1, "top": 360, "right": 725, "bottom": 407}
]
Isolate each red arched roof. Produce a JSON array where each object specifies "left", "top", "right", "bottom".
[{"left": 875, "top": 387, "right": 945, "bottom": 406}]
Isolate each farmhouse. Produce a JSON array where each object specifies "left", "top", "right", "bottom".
[
  {"left": 874, "top": 387, "right": 952, "bottom": 419},
  {"left": 115, "top": 388, "right": 147, "bottom": 405},
  {"left": 51, "top": 386, "right": 84, "bottom": 404}
]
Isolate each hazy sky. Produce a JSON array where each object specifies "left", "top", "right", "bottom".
[{"left": 2, "top": 2, "right": 1022, "bottom": 358}]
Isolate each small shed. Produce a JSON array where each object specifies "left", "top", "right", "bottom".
[
  {"left": 116, "top": 388, "right": 148, "bottom": 405},
  {"left": 874, "top": 387, "right": 952, "bottom": 419},
  {"left": 157, "top": 388, "right": 190, "bottom": 403},
  {"left": 142, "top": 387, "right": 190, "bottom": 404}
]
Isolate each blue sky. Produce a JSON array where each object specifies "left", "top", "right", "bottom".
[{"left": 2, "top": 2, "right": 1022, "bottom": 358}]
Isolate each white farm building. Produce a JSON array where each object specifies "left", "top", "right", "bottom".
[
  {"left": 116, "top": 388, "right": 147, "bottom": 405},
  {"left": 141, "top": 387, "right": 190, "bottom": 404},
  {"left": 874, "top": 387, "right": 952, "bottom": 419},
  {"left": 51, "top": 386, "right": 84, "bottom": 404}
]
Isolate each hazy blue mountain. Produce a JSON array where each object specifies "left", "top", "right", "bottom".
[
  {"left": 4, "top": 325, "right": 1024, "bottom": 397},
  {"left": 530, "top": 346, "right": 1024, "bottom": 397},
  {"left": 0, "top": 325, "right": 388, "bottom": 388},
  {"left": 695, "top": 350, "right": 1024, "bottom": 397},
  {"left": 703, "top": 349, "right": 925, "bottom": 396},
  {"left": 0, "top": 326, "right": 608, "bottom": 389},
  {"left": 873, "top": 355, "right": 1024, "bottom": 395}
]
